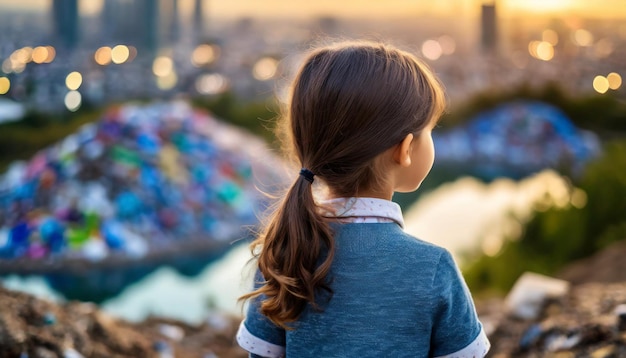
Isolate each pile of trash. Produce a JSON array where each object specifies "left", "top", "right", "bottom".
[
  {"left": 0, "top": 101, "right": 282, "bottom": 269},
  {"left": 479, "top": 272, "right": 626, "bottom": 357},
  {"left": 434, "top": 101, "right": 601, "bottom": 178},
  {"left": 0, "top": 286, "right": 246, "bottom": 357}
]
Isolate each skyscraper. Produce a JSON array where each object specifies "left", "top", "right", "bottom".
[
  {"left": 194, "top": 0, "right": 205, "bottom": 42},
  {"left": 159, "top": 0, "right": 180, "bottom": 47},
  {"left": 144, "top": 0, "right": 159, "bottom": 54},
  {"left": 52, "top": 0, "right": 79, "bottom": 51},
  {"left": 101, "top": 0, "right": 159, "bottom": 57},
  {"left": 171, "top": 0, "right": 180, "bottom": 43},
  {"left": 481, "top": 2, "right": 497, "bottom": 53}
]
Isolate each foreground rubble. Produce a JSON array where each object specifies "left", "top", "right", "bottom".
[
  {"left": 0, "top": 286, "right": 246, "bottom": 358},
  {"left": 479, "top": 280, "right": 626, "bottom": 357},
  {"left": 2, "top": 276, "right": 626, "bottom": 357}
]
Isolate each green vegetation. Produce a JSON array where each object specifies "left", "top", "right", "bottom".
[
  {"left": 463, "top": 140, "right": 626, "bottom": 294},
  {"left": 0, "top": 109, "right": 103, "bottom": 171},
  {"left": 192, "top": 92, "right": 280, "bottom": 143}
]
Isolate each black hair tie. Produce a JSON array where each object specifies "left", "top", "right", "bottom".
[{"left": 299, "top": 168, "right": 315, "bottom": 184}]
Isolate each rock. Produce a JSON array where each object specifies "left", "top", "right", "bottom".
[
  {"left": 158, "top": 324, "right": 185, "bottom": 342},
  {"left": 614, "top": 304, "right": 626, "bottom": 331},
  {"left": 519, "top": 323, "right": 544, "bottom": 349},
  {"left": 63, "top": 348, "right": 85, "bottom": 358},
  {"left": 591, "top": 345, "right": 616, "bottom": 358},
  {"left": 33, "top": 347, "right": 57, "bottom": 358},
  {"left": 505, "top": 272, "right": 570, "bottom": 320}
]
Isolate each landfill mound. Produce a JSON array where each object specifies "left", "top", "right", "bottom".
[
  {"left": 434, "top": 101, "right": 601, "bottom": 178},
  {"left": 0, "top": 101, "right": 283, "bottom": 300},
  {"left": 0, "top": 286, "right": 246, "bottom": 358}
]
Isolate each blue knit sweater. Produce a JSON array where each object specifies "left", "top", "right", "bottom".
[{"left": 239, "top": 223, "right": 487, "bottom": 357}]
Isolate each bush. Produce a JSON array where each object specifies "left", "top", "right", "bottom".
[
  {"left": 0, "top": 109, "right": 102, "bottom": 171},
  {"left": 463, "top": 140, "right": 626, "bottom": 294},
  {"left": 192, "top": 92, "right": 279, "bottom": 143}
]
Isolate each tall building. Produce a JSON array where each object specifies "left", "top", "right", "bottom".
[
  {"left": 101, "top": 0, "right": 159, "bottom": 57},
  {"left": 481, "top": 2, "right": 497, "bottom": 53},
  {"left": 159, "top": 0, "right": 180, "bottom": 47},
  {"left": 144, "top": 0, "right": 159, "bottom": 54},
  {"left": 194, "top": 0, "right": 205, "bottom": 42},
  {"left": 170, "top": 0, "right": 180, "bottom": 43},
  {"left": 52, "top": 0, "right": 79, "bottom": 51}
]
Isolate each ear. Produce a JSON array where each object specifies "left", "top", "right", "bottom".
[{"left": 393, "top": 133, "right": 414, "bottom": 168}]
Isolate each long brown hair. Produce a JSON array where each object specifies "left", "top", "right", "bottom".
[{"left": 240, "top": 41, "right": 446, "bottom": 328}]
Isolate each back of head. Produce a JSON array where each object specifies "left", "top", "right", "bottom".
[
  {"left": 242, "top": 40, "right": 446, "bottom": 328},
  {"left": 288, "top": 41, "right": 446, "bottom": 195}
]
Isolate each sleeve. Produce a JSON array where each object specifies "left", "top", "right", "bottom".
[
  {"left": 430, "top": 250, "right": 490, "bottom": 358},
  {"left": 236, "top": 270, "right": 286, "bottom": 358}
]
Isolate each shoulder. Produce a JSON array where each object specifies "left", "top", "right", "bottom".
[
  {"left": 394, "top": 227, "right": 453, "bottom": 277},
  {"left": 333, "top": 222, "right": 449, "bottom": 269},
  {"left": 380, "top": 223, "right": 449, "bottom": 259}
]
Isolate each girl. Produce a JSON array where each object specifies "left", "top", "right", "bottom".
[{"left": 237, "top": 41, "right": 490, "bottom": 358}]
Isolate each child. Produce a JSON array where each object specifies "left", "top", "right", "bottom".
[{"left": 237, "top": 41, "right": 490, "bottom": 357}]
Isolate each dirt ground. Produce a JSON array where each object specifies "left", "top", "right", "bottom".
[{"left": 0, "top": 286, "right": 247, "bottom": 358}]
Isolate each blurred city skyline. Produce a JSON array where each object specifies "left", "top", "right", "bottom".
[
  {"left": 0, "top": 0, "right": 623, "bottom": 114},
  {"left": 0, "top": 0, "right": 625, "bottom": 19}
]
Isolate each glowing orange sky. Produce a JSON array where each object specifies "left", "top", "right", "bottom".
[{"left": 0, "top": 0, "right": 624, "bottom": 19}]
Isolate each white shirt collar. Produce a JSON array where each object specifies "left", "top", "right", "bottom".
[{"left": 318, "top": 197, "right": 404, "bottom": 228}]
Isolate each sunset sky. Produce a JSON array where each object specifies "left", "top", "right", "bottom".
[{"left": 0, "top": 0, "right": 624, "bottom": 19}]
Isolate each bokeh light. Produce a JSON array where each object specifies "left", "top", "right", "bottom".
[
  {"left": 607, "top": 72, "right": 622, "bottom": 90},
  {"left": 529, "top": 41, "right": 554, "bottom": 61},
  {"left": 111, "top": 45, "right": 130, "bottom": 64},
  {"left": 2, "top": 59, "right": 13, "bottom": 74},
  {"left": 438, "top": 35, "right": 456, "bottom": 55},
  {"left": 570, "top": 189, "right": 588, "bottom": 209},
  {"left": 195, "top": 73, "right": 229, "bottom": 95},
  {"left": 421, "top": 39, "right": 442, "bottom": 61},
  {"left": 573, "top": 29, "right": 593, "bottom": 47},
  {"left": 31, "top": 46, "right": 49, "bottom": 64},
  {"left": 593, "top": 75, "right": 609, "bottom": 94},
  {"left": 64, "top": 91, "right": 82, "bottom": 112},
  {"left": 156, "top": 71, "right": 178, "bottom": 90},
  {"left": 11, "top": 47, "right": 33, "bottom": 64},
  {"left": 44, "top": 46, "right": 56, "bottom": 63},
  {"left": 191, "top": 44, "right": 217, "bottom": 67},
  {"left": 65, "top": 71, "right": 83, "bottom": 91},
  {"left": 252, "top": 57, "right": 278, "bottom": 81},
  {"left": 542, "top": 29, "right": 559, "bottom": 45},
  {"left": 127, "top": 46, "right": 138, "bottom": 63},
  {"left": 153, "top": 56, "right": 174, "bottom": 77},
  {"left": 94, "top": 47, "right": 112, "bottom": 66},
  {"left": 481, "top": 233, "right": 503, "bottom": 257},
  {"left": 535, "top": 42, "right": 554, "bottom": 61},
  {"left": 0, "top": 77, "right": 10, "bottom": 95},
  {"left": 11, "top": 61, "right": 26, "bottom": 74}
]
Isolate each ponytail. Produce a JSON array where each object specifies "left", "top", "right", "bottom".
[{"left": 240, "top": 170, "right": 335, "bottom": 329}]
